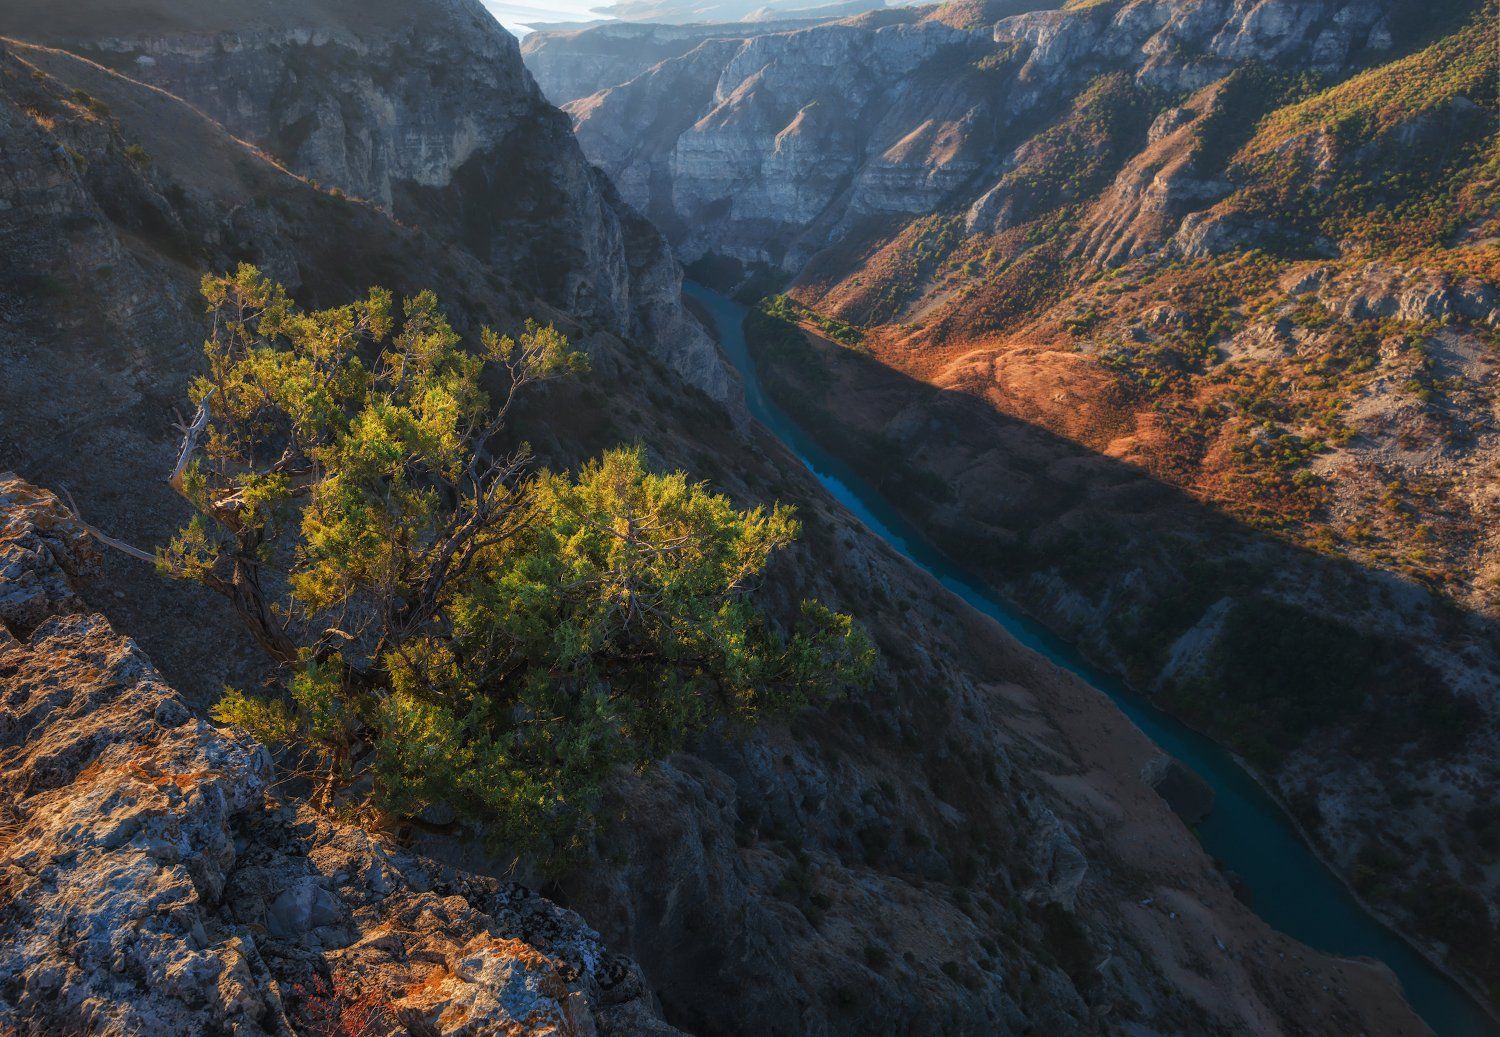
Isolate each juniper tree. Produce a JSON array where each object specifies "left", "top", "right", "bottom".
[{"left": 95, "top": 265, "right": 872, "bottom": 851}]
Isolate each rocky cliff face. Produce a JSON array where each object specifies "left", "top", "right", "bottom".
[
  {"left": 555, "top": 0, "right": 1402, "bottom": 271},
  {"left": 0, "top": 476, "right": 683, "bottom": 1036},
  {"left": 560, "top": 10, "right": 984, "bottom": 268},
  {"left": 541, "top": 0, "right": 1500, "bottom": 1008},
  {"left": 522, "top": 15, "right": 863, "bottom": 106},
  {"left": 587, "top": 0, "right": 891, "bottom": 29},
  {"left": 8, "top": 0, "right": 734, "bottom": 409}
]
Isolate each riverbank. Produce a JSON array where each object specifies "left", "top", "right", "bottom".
[
  {"left": 684, "top": 282, "right": 1500, "bottom": 1037},
  {"left": 720, "top": 300, "right": 1500, "bottom": 1030}
]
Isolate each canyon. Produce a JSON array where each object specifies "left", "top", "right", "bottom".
[
  {"left": 531, "top": 0, "right": 1500, "bottom": 1015},
  {"left": 0, "top": 0, "right": 1489, "bottom": 1032}
]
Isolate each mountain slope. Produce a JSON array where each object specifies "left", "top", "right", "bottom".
[
  {"left": 546, "top": 0, "right": 1500, "bottom": 1009},
  {"left": 558, "top": 0, "right": 1413, "bottom": 269},
  {"left": 0, "top": 1, "right": 1443, "bottom": 1033},
  {"left": 6, "top": 0, "right": 735, "bottom": 410}
]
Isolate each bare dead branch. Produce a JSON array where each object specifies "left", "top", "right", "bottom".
[
  {"left": 59, "top": 486, "right": 156, "bottom": 565},
  {"left": 168, "top": 388, "right": 215, "bottom": 493}
]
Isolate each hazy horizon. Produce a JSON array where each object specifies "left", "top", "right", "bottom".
[{"left": 482, "top": 0, "right": 608, "bottom": 35}]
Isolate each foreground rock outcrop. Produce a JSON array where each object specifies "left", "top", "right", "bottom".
[{"left": 0, "top": 475, "right": 682, "bottom": 1036}]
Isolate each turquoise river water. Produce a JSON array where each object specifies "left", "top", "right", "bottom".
[{"left": 685, "top": 282, "right": 1499, "bottom": 1037}]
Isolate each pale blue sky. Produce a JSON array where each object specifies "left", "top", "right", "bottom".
[{"left": 481, "top": 0, "right": 608, "bottom": 34}]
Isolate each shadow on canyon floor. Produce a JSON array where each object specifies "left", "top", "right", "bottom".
[{"left": 744, "top": 312, "right": 1500, "bottom": 994}]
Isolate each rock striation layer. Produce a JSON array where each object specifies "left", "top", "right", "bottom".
[
  {"left": 522, "top": 15, "right": 863, "bottom": 107},
  {"left": 554, "top": 0, "right": 1403, "bottom": 272},
  {"left": 8, "top": 0, "right": 734, "bottom": 409}
]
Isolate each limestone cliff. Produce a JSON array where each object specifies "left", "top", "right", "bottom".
[
  {"left": 0, "top": 476, "right": 684, "bottom": 1036},
  {"left": 554, "top": 0, "right": 1402, "bottom": 271},
  {"left": 590, "top": 0, "right": 891, "bottom": 29},
  {"left": 522, "top": 16, "right": 864, "bottom": 106},
  {"left": 6, "top": 0, "right": 734, "bottom": 409}
]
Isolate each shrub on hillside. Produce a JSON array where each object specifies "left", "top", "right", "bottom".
[{"left": 134, "top": 265, "right": 873, "bottom": 856}]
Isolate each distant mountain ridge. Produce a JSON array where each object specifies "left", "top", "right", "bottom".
[{"left": 593, "top": 0, "right": 896, "bottom": 26}]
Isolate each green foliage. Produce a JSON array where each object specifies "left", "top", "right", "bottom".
[
  {"left": 69, "top": 88, "right": 110, "bottom": 116},
  {"left": 760, "top": 294, "right": 865, "bottom": 347},
  {"left": 1161, "top": 595, "right": 1459, "bottom": 767},
  {"left": 212, "top": 687, "right": 298, "bottom": 746},
  {"left": 367, "top": 444, "right": 874, "bottom": 840},
  {"left": 176, "top": 265, "right": 871, "bottom": 856},
  {"left": 858, "top": 214, "right": 969, "bottom": 325},
  {"left": 1229, "top": 14, "right": 1499, "bottom": 256},
  {"left": 1403, "top": 872, "right": 1496, "bottom": 977},
  {"left": 1244, "top": 18, "right": 1495, "bottom": 151},
  {"left": 973, "top": 45, "right": 1024, "bottom": 74},
  {"left": 1209, "top": 598, "right": 1377, "bottom": 724},
  {"left": 746, "top": 301, "right": 835, "bottom": 394},
  {"left": 1193, "top": 63, "right": 1323, "bottom": 175},
  {"left": 992, "top": 72, "right": 1156, "bottom": 216}
]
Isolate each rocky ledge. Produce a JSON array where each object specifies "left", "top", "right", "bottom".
[{"left": 0, "top": 475, "right": 681, "bottom": 1037}]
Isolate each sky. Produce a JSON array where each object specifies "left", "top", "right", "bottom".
[{"left": 481, "top": 0, "right": 609, "bottom": 35}]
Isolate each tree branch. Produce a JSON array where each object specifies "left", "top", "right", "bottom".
[
  {"left": 168, "top": 388, "right": 215, "bottom": 493},
  {"left": 60, "top": 487, "right": 157, "bottom": 565}
]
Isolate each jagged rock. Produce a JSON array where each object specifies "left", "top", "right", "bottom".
[
  {"left": 1027, "top": 808, "right": 1089, "bottom": 911},
  {"left": 0, "top": 476, "right": 683, "bottom": 1037},
  {"left": 0, "top": 477, "right": 99, "bottom": 633},
  {"left": 1322, "top": 262, "right": 1500, "bottom": 325},
  {"left": 522, "top": 19, "right": 842, "bottom": 106},
  {"left": 1279, "top": 265, "right": 1330, "bottom": 295}
]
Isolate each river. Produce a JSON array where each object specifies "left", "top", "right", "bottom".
[{"left": 685, "top": 282, "right": 1499, "bottom": 1037}]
